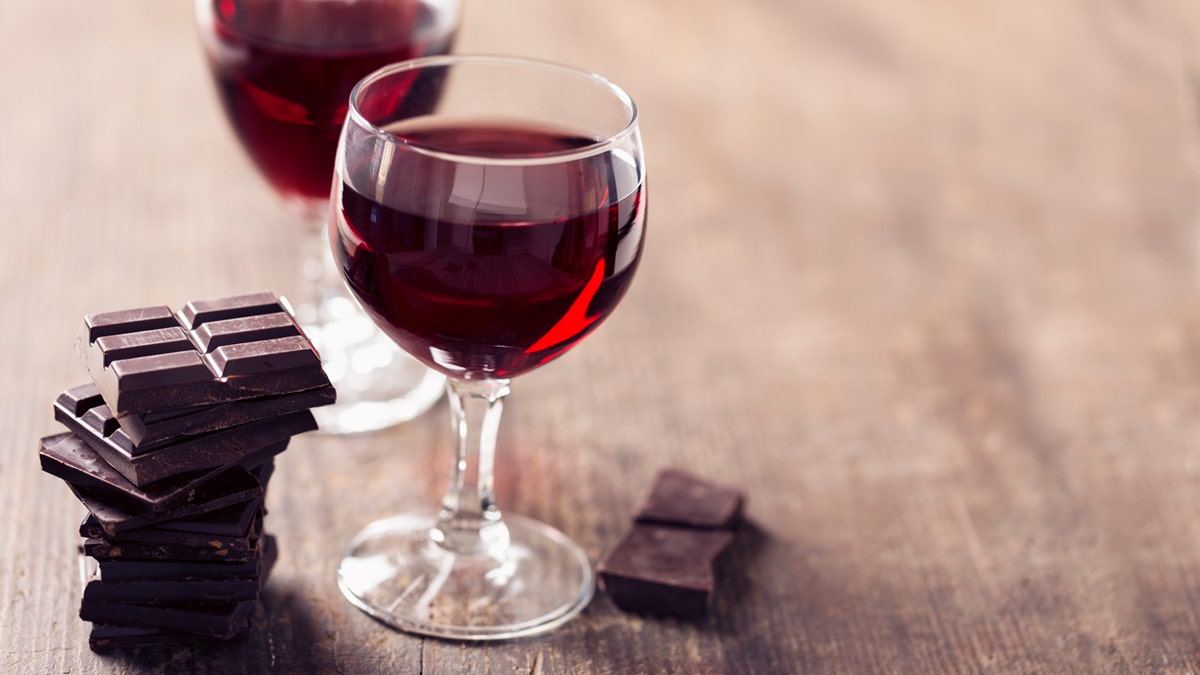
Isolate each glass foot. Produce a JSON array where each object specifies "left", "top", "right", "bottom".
[
  {"left": 338, "top": 513, "right": 595, "bottom": 640},
  {"left": 300, "top": 295, "right": 445, "bottom": 435}
]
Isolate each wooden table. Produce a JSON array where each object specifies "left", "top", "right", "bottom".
[{"left": 5, "top": 0, "right": 1200, "bottom": 672}]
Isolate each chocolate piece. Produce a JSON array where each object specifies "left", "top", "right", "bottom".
[
  {"left": 88, "top": 622, "right": 250, "bottom": 651},
  {"left": 79, "top": 599, "right": 256, "bottom": 639},
  {"left": 89, "top": 623, "right": 187, "bottom": 651},
  {"left": 634, "top": 469, "right": 745, "bottom": 530},
  {"left": 150, "top": 500, "right": 264, "bottom": 536},
  {"left": 177, "top": 293, "right": 287, "bottom": 331},
  {"left": 39, "top": 433, "right": 279, "bottom": 515},
  {"left": 84, "top": 305, "right": 177, "bottom": 340},
  {"left": 52, "top": 392, "right": 311, "bottom": 485},
  {"left": 597, "top": 524, "right": 735, "bottom": 618},
  {"left": 55, "top": 382, "right": 332, "bottom": 454},
  {"left": 80, "top": 511, "right": 263, "bottom": 545},
  {"left": 83, "top": 572, "right": 263, "bottom": 603},
  {"left": 73, "top": 482, "right": 263, "bottom": 537},
  {"left": 81, "top": 537, "right": 275, "bottom": 603},
  {"left": 97, "top": 547, "right": 268, "bottom": 581},
  {"left": 79, "top": 293, "right": 331, "bottom": 415},
  {"left": 116, "top": 385, "right": 336, "bottom": 446},
  {"left": 84, "top": 537, "right": 259, "bottom": 563}
]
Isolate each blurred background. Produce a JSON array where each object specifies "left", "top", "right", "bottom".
[{"left": 5, "top": 0, "right": 1200, "bottom": 671}]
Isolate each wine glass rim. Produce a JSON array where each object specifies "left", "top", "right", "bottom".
[{"left": 347, "top": 54, "right": 640, "bottom": 165}]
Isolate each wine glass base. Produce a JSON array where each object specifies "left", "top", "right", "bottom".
[
  {"left": 338, "top": 513, "right": 595, "bottom": 641},
  {"left": 301, "top": 302, "right": 445, "bottom": 435}
]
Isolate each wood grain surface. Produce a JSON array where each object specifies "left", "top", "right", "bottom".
[{"left": 5, "top": 0, "right": 1200, "bottom": 672}]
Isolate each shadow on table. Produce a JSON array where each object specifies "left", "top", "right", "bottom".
[{"left": 90, "top": 585, "right": 323, "bottom": 672}]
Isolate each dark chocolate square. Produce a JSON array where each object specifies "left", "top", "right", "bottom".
[
  {"left": 79, "top": 293, "right": 331, "bottom": 415},
  {"left": 635, "top": 469, "right": 745, "bottom": 530},
  {"left": 597, "top": 524, "right": 735, "bottom": 618}
]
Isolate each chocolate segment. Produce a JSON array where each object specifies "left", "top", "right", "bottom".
[
  {"left": 92, "top": 411, "right": 310, "bottom": 486},
  {"left": 52, "top": 394, "right": 310, "bottom": 486},
  {"left": 55, "top": 382, "right": 334, "bottom": 452},
  {"left": 177, "top": 292, "right": 284, "bottom": 329},
  {"left": 597, "top": 524, "right": 735, "bottom": 618},
  {"left": 72, "top": 483, "right": 263, "bottom": 537},
  {"left": 84, "top": 306, "right": 177, "bottom": 341},
  {"left": 39, "top": 433, "right": 279, "bottom": 515},
  {"left": 84, "top": 537, "right": 260, "bottom": 563},
  {"left": 79, "top": 293, "right": 331, "bottom": 415},
  {"left": 80, "top": 536, "right": 275, "bottom": 603},
  {"left": 97, "top": 552, "right": 264, "bottom": 581},
  {"left": 83, "top": 574, "right": 263, "bottom": 603},
  {"left": 634, "top": 469, "right": 745, "bottom": 529},
  {"left": 116, "top": 384, "right": 334, "bottom": 446},
  {"left": 88, "top": 623, "right": 249, "bottom": 652},
  {"left": 151, "top": 500, "right": 264, "bottom": 536},
  {"left": 80, "top": 512, "right": 263, "bottom": 545},
  {"left": 79, "top": 599, "right": 256, "bottom": 639}
]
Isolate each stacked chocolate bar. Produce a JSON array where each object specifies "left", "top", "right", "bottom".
[{"left": 38, "top": 293, "right": 334, "bottom": 651}]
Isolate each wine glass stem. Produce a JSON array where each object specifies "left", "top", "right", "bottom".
[
  {"left": 293, "top": 213, "right": 341, "bottom": 327},
  {"left": 435, "top": 378, "right": 512, "bottom": 558}
]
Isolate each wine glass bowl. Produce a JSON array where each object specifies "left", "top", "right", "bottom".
[
  {"left": 331, "top": 55, "right": 646, "bottom": 639},
  {"left": 196, "top": 0, "right": 461, "bottom": 215}
]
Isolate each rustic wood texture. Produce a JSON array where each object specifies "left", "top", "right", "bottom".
[{"left": 5, "top": 0, "right": 1200, "bottom": 672}]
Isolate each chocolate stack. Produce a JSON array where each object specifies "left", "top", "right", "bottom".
[{"left": 38, "top": 293, "right": 334, "bottom": 651}]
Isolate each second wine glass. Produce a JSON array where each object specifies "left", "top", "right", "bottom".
[{"left": 195, "top": 0, "right": 460, "bottom": 433}]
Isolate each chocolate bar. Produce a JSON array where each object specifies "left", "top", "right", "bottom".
[
  {"left": 81, "top": 536, "right": 275, "bottom": 603},
  {"left": 150, "top": 500, "right": 264, "bottom": 536},
  {"left": 634, "top": 469, "right": 745, "bottom": 529},
  {"left": 597, "top": 524, "right": 735, "bottom": 618},
  {"left": 52, "top": 391, "right": 312, "bottom": 485},
  {"left": 88, "top": 624, "right": 248, "bottom": 652},
  {"left": 84, "top": 537, "right": 260, "bottom": 563},
  {"left": 55, "top": 382, "right": 330, "bottom": 455},
  {"left": 79, "top": 599, "right": 256, "bottom": 639},
  {"left": 87, "top": 622, "right": 250, "bottom": 652},
  {"left": 83, "top": 572, "right": 264, "bottom": 604},
  {"left": 97, "top": 548, "right": 267, "bottom": 581},
  {"left": 74, "top": 482, "right": 263, "bottom": 537},
  {"left": 116, "top": 385, "right": 335, "bottom": 446},
  {"left": 79, "top": 293, "right": 331, "bottom": 415},
  {"left": 39, "top": 433, "right": 279, "bottom": 515},
  {"left": 80, "top": 511, "right": 263, "bottom": 547}
]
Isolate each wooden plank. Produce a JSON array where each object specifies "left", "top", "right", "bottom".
[{"left": 5, "top": 0, "right": 1200, "bottom": 671}]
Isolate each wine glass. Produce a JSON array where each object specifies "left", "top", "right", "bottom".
[
  {"left": 194, "top": 0, "right": 461, "bottom": 434},
  {"left": 330, "top": 55, "right": 647, "bottom": 639}
]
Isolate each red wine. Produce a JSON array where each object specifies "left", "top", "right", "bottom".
[
  {"left": 199, "top": 0, "right": 457, "bottom": 201},
  {"left": 332, "top": 123, "right": 647, "bottom": 379}
]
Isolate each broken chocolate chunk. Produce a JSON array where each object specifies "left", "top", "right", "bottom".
[
  {"left": 39, "top": 433, "right": 279, "bottom": 515},
  {"left": 80, "top": 536, "right": 276, "bottom": 603},
  {"left": 79, "top": 599, "right": 257, "bottom": 639},
  {"left": 635, "top": 468, "right": 745, "bottom": 529},
  {"left": 53, "top": 396, "right": 312, "bottom": 486},
  {"left": 597, "top": 524, "right": 734, "bottom": 618},
  {"left": 598, "top": 468, "right": 746, "bottom": 618},
  {"left": 87, "top": 622, "right": 249, "bottom": 652}
]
